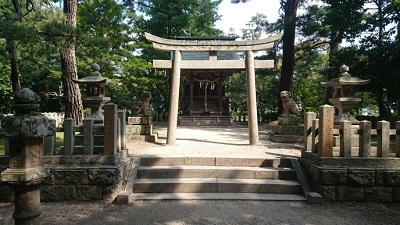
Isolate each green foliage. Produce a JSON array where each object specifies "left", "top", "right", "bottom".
[
  {"left": 0, "top": 59, "right": 13, "bottom": 113},
  {"left": 137, "top": 0, "right": 223, "bottom": 37},
  {"left": 1, "top": 0, "right": 398, "bottom": 122}
]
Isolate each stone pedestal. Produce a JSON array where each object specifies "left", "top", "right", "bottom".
[
  {"left": 269, "top": 115, "right": 304, "bottom": 143},
  {"left": 126, "top": 117, "right": 158, "bottom": 142},
  {"left": 0, "top": 88, "right": 55, "bottom": 225}
]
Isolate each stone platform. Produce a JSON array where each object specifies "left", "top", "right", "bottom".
[
  {"left": 126, "top": 116, "right": 158, "bottom": 142},
  {"left": 269, "top": 116, "right": 303, "bottom": 143}
]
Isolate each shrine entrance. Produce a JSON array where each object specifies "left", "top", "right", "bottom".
[
  {"left": 179, "top": 50, "right": 239, "bottom": 126},
  {"left": 145, "top": 33, "right": 281, "bottom": 145}
]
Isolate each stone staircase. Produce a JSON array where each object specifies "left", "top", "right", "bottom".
[{"left": 127, "top": 156, "right": 308, "bottom": 201}]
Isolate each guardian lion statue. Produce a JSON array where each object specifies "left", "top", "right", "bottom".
[
  {"left": 140, "top": 91, "right": 152, "bottom": 117},
  {"left": 280, "top": 91, "right": 302, "bottom": 116}
]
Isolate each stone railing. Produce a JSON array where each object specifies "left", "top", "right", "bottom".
[
  {"left": 46, "top": 104, "right": 126, "bottom": 157},
  {"left": 304, "top": 105, "right": 400, "bottom": 161},
  {"left": 301, "top": 105, "right": 400, "bottom": 202}
]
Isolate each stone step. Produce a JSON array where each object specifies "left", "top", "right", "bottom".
[
  {"left": 139, "top": 156, "right": 292, "bottom": 167},
  {"left": 133, "top": 178, "right": 302, "bottom": 194},
  {"left": 130, "top": 193, "right": 307, "bottom": 201},
  {"left": 137, "top": 166, "right": 296, "bottom": 180}
]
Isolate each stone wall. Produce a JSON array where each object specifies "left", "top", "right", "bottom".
[
  {"left": 300, "top": 158, "right": 400, "bottom": 202},
  {"left": 0, "top": 153, "right": 133, "bottom": 202}
]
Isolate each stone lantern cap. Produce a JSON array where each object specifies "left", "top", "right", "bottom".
[
  {"left": 0, "top": 88, "right": 55, "bottom": 138},
  {"left": 321, "top": 64, "right": 370, "bottom": 87},
  {"left": 73, "top": 63, "right": 113, "bottom": 85}
]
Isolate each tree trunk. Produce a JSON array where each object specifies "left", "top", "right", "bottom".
[
  {"left": 375, "top": 0, "right": 393, "bottom": 122},
  {"left": 6, "top": 40, "right": 21, "bottom": 94},
  {"left": 377, "top": 88, "right": 392, "bottom": 122},
  {"left": 278, "top": 0, "right": 299, "bottom": 114},
  {"left": 61, "top": 0, "right": 83, "bottom": 125},
  {"left": 329, "top": 30, "right": 340, "bottom": 57}
]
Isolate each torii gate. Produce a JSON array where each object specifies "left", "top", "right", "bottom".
[{"left": 145, "top": 32, "right": 282, "bottom": 145}]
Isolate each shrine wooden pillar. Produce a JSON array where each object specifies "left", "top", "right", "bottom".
[
  {"left": 190, "top": 81, "right": 193, "bottom": 114},
  {"left": 245, "top": 50, "right": 259, "bottom": 145},
  {"left": 167, "top": 50, "right": 181, "bottom": 144},
  {"left": 218, "top": 80, "right": 223, "bottom": 114}
]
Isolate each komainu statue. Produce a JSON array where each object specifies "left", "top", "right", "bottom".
[
  {"left": 280, "top": 91, "right": 302, "bottom": 116},
  {"left": 131, "top": 91, "right": 152, "bottom": 117},
  {"left": 131, "top": 96, "right": 142, "bottom": 116},
  {"left": 140, "top": 91, "right": 152, "bottom": 117}
]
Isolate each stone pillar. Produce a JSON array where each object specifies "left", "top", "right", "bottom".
[
  {"left": 104, "top": 103, "right": 117, "bottom": 155},
  {"left": 245, "top": 50, "right": 259, "bottom": 145},
  {"left": 339, "top": 120, "right": 352, "bottom": 157},
  {"left": 83, "top": 118, "right": 94, "bottom": 155},
  {"left": 63, "top": 118, "right": 75, "bottom": 155},
  {"left": 377, "top": 120, "right": 390, "bottom": 158},
  {"left": 312, "top": 119, "right": 319, "bottom": 154},
  {"left": 167, "top": 50, "right": 181, "bottom": 145},
  {"left": 359, "top": 120, "right": 371, "bottom": 157},
  {"left": 118, "top": 110, "right": 126, "bottom": 150},
  {"left": 318, "top": 105, "right": 334, "bottom": 157},
  {"left": 304, "top": 112, "right": 317, "bottom": 152},
  {"left": 0, "top": 88, "right": 55, "bottom": 225}
]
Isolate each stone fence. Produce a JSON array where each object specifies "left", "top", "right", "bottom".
[
  {"left": 45, "top": 104, "right": 126, "bottom": 157},
  {"left": 301, "top": 105, "right": 400, "bottom": 202},
  {"left": 1, "top": 103, "right": 132, "bottom": 202},
  {"left": 303, "top": 105, "right": 399, "bottom": 160}
]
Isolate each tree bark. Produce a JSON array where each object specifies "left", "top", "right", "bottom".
[
  {"left": 377, "top": 88, "right": 392, "bottom": 122},
  {"left": 61, "top": 0, "right": 83, "bottom": 125},
  {"left": 6, "top": 40, "right": 21, "bottom": 94},
  {"left": 278, "top": 0, "right": 299, "bottom": 114},
  {"left": 329, "top": 30, "right": 340, "bottom": 56}
]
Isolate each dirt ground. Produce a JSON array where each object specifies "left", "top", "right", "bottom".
[
  {"left": 1, "top": 123, "right": 400, "bottom": 224},
  {"left": 1, "top": 200, "right": 400, "bottom": 225}
]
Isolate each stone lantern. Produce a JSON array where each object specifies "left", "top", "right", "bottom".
[
  {"left": 0, "top": 88, "right": 55, "bottom": 225},
  {"left": 321, "top": 65, "right": 369, "bottom": 124},
  {"left": 73, "top": 63, "right": 112, "bottom": 124}
]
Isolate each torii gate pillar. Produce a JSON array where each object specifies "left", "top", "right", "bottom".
[
  {"left": 167, "top": 50, "right": 181, "bottom": 144},
  {"left": 246, "top": 50, "right": 259, "bottom": 145}
]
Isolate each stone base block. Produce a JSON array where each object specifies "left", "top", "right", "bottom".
[
  {"left": 180, "top": 116, "right": 231, "bottom": 126},
  {"left": 127, "top": 117, "right": 151, "bottom": 125},
  {"left": 269, "top": 132, "right": 303, "bottom": 143},
  {"left": 126, "top": 124, "right": 152, "bottom": 135},
  {"left": 278, "top": 116, "right": 303, "bottom": 125},
  {"left": 128, "top": 134, "right": 158, "bottom": 143},
  {"left": 115, "top": 191, "right": 129, "bottom": 204},
  {"left": 306, "top": 192, "right": 323, "bottom": 204},
  {"left": 274, "top": 124, "right": 304, "bottom": 135},
  {"left": 1, "top": 167, "right": 50, "bottom": 182}
]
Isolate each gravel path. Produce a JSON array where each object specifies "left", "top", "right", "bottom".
[{"left": 128, "top": 123, "right": 303, "bottom": 158}]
